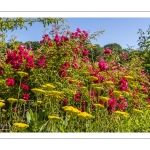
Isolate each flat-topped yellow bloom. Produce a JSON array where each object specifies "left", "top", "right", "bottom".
[
  {"left": 93, "top": 104, "right": 104, "bottom": 108},
  {"left": 41, "top": 85, "right": 47, "bottom": 88},
  {"left": 146, "top": 105, "right": 150, "bottom": 108},
  {"left": 7, "top": 98, "right": 17, "bottom": 103},
  {"left": 123, "top": 91, "right": 130, "bottom": 96},
  {"left": 2, "top": 109, "right": 6, "bottom": 112},
  {"left": 104, "top": 81, "right": 114, "bottom": 85},
  {"left": 99, "top": 96, "right": 110, "bottom": 101},
  {"left": 88, "top": 76, "right": 98, "bottom": 81},
  {"left": 0, "top": 99, "right": 4, "bottom": 102},
  {"left": 19, "top": 99, "right": 26, "bottom": 103},
  {"left": 62, "top": 106, "right": 81, "bottom": 114},
  {"left": 124, "top": 76, "right": 134, "bottom": 80},
  {"left": 55, "top": 82, "right": 62, "bottom": 85},
  {"left": 48, "top": 115, "right": 61, "bottom": 120},
  {"left": 77, "top": 112, "right": 94, "bottom": 119},
  {"left": 31, "top": 88, "right": 45, "bottom": 94},
  {"left": 113, "top": 91, "right": 122, "bottom": 97},
  {"left": 79, "top": 86, "right": 87, "bottom": 90},
  {"left": 0, "top": 102, "right": 5, "bottom": 107},
  {"left": 13, "top": 123, "right": 29, "bottom": 128},
  {"left": 44, "top": 84, "right": 55, "bottom": 88},
  {"left": 133, "top": 108, "right": 143, "bottom": 113},
  {"left": 17, "top": 71, "right": 28, "bottom": 77},
  {"left": 115, "top": 111, "right": 129, "bottom": 116},
  {"left": 37, "top": 100, "right": 42, "bottom": 104},
  {"left": 94, "top": 87, "right": 103, "bottom": 91}
]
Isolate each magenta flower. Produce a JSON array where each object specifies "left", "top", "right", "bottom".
[
  {"left": 103, "top": 48, "right": 112, "bottom": 55},
  {"left": 83, "top": 49, "right": 89, "bottom": 56},
  {"left": 22, "top": 93, "right": 29, "bottom": 101},
  {"left": 21, "top": 83, "right": 29, "bottom": 91},
  {"left": 6, "top": 78, "right": 15, "bottom": 86}
]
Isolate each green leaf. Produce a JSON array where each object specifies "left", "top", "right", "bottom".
[{"left": 26, "top": 111, "right": 31, "bottom": 124}]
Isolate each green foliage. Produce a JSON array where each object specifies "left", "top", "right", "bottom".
[
  {"left": 104, "top": 43, "right": 123, "bottom": 54},
  {"left": 0, "top": 18, "right": 66, "bottom": 32}
]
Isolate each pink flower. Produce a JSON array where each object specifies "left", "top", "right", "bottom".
[
  {"left": 63, "top": 99, "right": 68, "bottom": 105},
  {"left": 98, "top": 61, "right": 108, "bottom": 71},
  {"left": 22, "top": 93, "right": 29, "bottom": 101},
  {"left": 21, "top": 83, "right": 29, "bottom": 91},
  {"left": 141, "top": 70, "right": 146, "bottom": 76},
  {"left": 121, "top": 53, "right": 127, "bottom": 60},
  {"left": 83, "top": 49, "right": 89, "bottom": 56},
  {"left": 37, "top": 57, "right": 47, "bottom": 67},
  {"left": 103, "top": 48, "right": 112, "bottom": 55},
  {"left": 74, "top": 92, "right": 81, "bottom": 102},
  {"left": 6, "top": 78, "right": 15, "bottom": 86},
  {"left": 48, "top": 42, "right": 53, "bottom": 46}
]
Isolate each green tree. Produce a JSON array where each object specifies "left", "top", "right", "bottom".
[{"left": 104, "top": 43, "right": 123, "bottom": 54}]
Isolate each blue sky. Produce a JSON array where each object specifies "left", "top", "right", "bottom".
[{"left": 5, "top": 18, "right": 150, "bottom": 49}]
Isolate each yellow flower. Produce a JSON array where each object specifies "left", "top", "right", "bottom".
[
  {"left": 115, "top": 111, "right": 129, "bottom": 117},
  {"left": 13, "top": 123, "right": 29, "bottom": 128},
  {"left": 0, "top": 102, "right": 5, "bottom": 107},
  {"left": 124, "top": 76, "right": 134, "bottom": 80},
  {"left": 7, "top": 98, "right": 17, "bottom": 103},
  {"left": 41, "top": 85, "right": 47, "bottom": 88},
  {"left": 104, "top": 81, "right": 114, "bottom": 85},
  {"left": 94, "top": 87, "right": 103, "bottom": 91},
  {"left": 77, "top": 112, "right": 94, "bottom": 119},
  {"left": 133, "top": 108, "right": 143, "bottom": 113},
  {"left": 19, "top": 99, "right": 26, "bottom": 103},
  {"left": 37, "top": 100, "right": 42, "bottom": 104},
  {"left": 146, "top": 105, "right": 150, "bottom": 108},
  {"left": 123, "top": 91, "right": 130, "bottom": 96},
  {"left": 93, "top": 104, "right": 104, "bottom": 108},
  {"left": 55, "top": 82, "right": 62, "bottom": 85},
  {"left": 44, "top": 83, "right": 55, "bottom": 88},
  {"left": 31, "top": 88, "right": 45, "bottom": 94},
  {"left": 17, "top": 71, "right": 28, "bottom": 77},
  {"left": 88, "top": 76, "right": 98, "bottom": 81},
  {"left": 2, "top": 109, "right": 6, "bottom": 112},
  {"left": 99, "top": 96, "right": 110, "bottom": 101},
  {"left": 0, "top": 99, "right": 4, "bottom": 102},
  {"left": 62, "top": 106, "right": 81, "bottom": 114},
  {"left": 48, "top": 115, "right": 61, "bottom": 120},
  {"left": 113, "top": 90, "right": 122, "bottom": 97}
]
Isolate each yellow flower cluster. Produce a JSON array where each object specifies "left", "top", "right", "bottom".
[
  {"left": 62, "top": 106, "right": 81, "bottom": 114},
  {"left": 44, "top": 83, "right": 55, "bottom": 89},
  {"left": 115, "top": 111, "right": 129, "bottom": 118},
  {"left": 13, "top": 123, "right": 29, "bottom": 128},
  {"left": 104, "top": 81, "right": 114, "bottom": 85},
  {"left": 48, "top": 115, "right": 61, "bottom": 120},
  {"left": 77, "top": 112, "right": 94, "bottom": 119},
  {"left": 88, "top": 76, "right": 98, "bottom": 81},
  {"left": 133, "top": 108, "right": 143, "bottom": 113},
  {"left": 124, "top": 76, "right": 134, "bottom": 80},
  {"left": 31, "top": 88, "right": 45, "bottom": 94},
  {"left": 82, "top": 71, "right": 90, "bottom": 76},
  {"left": 99, "top": 96, "right": 110, "bottom": 101},
  {"left": 17, "top": 71, "right": 28, "bottom": 77},
  {"left": 113, "top": 90, "right": 122, "bottom": 97},
  {"left": 7, "top": 98, "right": 17, "bottom": 103},
  {"left": 93, "top": 104, "right": 104, "bottom": 108},
  {"left": 0, "top": 102, "right": 5, "bottom": 107},
  {"left": 46, "top": 91, "right": 63, "bottom": 98}
]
